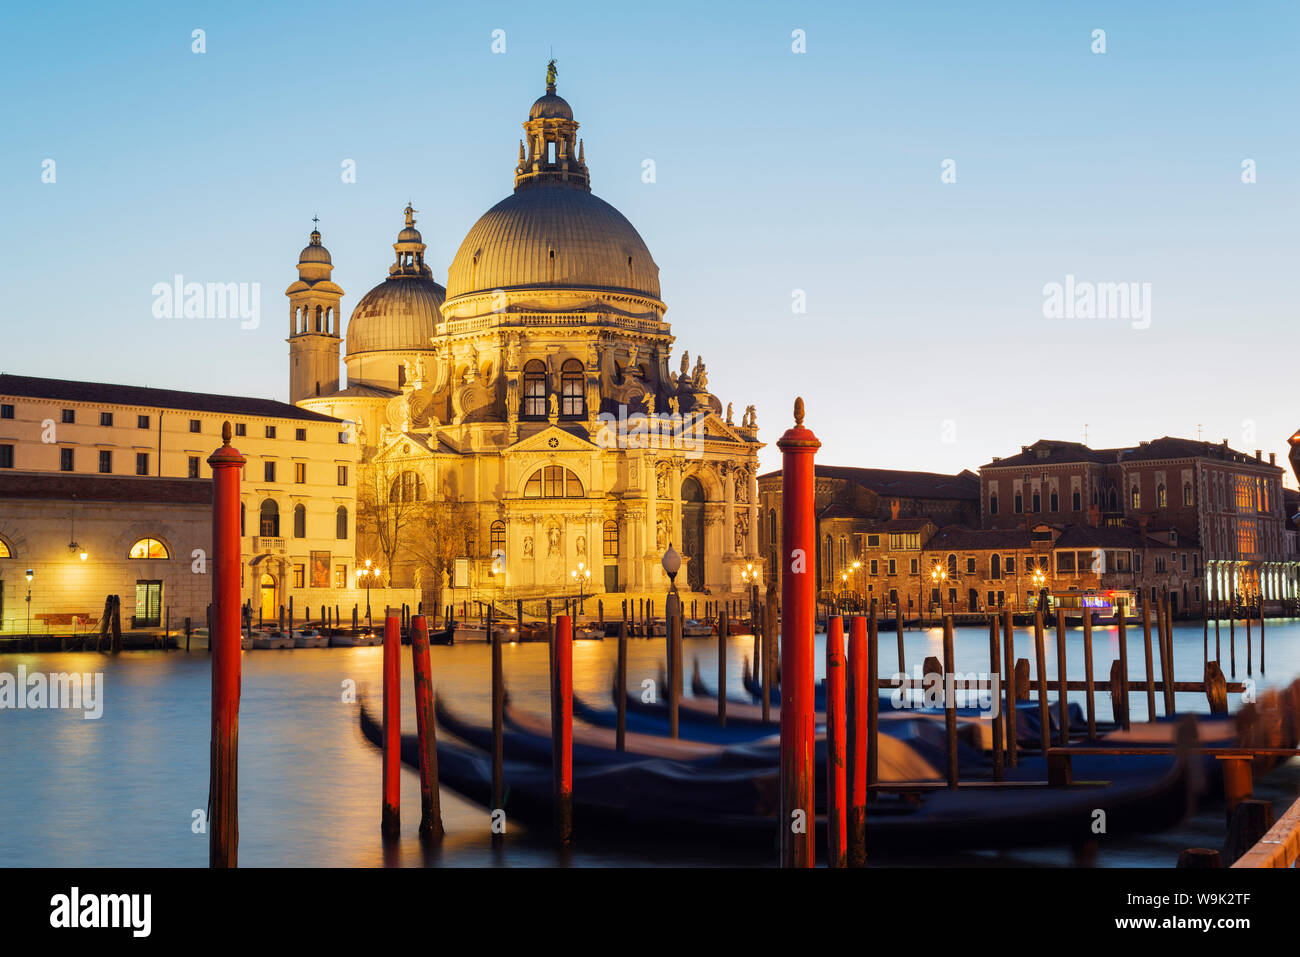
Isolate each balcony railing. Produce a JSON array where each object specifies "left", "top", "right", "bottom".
[{"left": 253, "top": 537, "right": 286, "bottom": 554}]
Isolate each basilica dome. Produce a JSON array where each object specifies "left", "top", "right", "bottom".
[
  {"left": 346, "top": 277, "right": 445, "bottom": 354},
  {"left": 345, "top": 204, "right": 445, "bottom": 355},
  {"left": 444, "top": 71, "right": 661, "bottom": 306},
  {"left": 446, "top": 187, "right": 660, "bottom": 301}
]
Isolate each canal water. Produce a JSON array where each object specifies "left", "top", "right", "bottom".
[{"left": 2, "top": 619, "right": 1298, "bottom": 867}]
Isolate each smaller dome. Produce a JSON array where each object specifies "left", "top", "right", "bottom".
[
  {"left": 529, "top": 93, "right": 573, "bottom": 121},
  {"left": 397, "top": 226, "right": 423, "bottom": 243},
  {"left": 299, "top": 229, "right": 332, "bottom": 264}
]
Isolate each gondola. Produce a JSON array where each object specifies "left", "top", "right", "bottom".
[{"left": 359, "top": 700, "right": 1199, "bottom": 853}]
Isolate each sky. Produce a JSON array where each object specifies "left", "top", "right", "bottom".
[{"left": 2, "top": 1, "right": 1297, "bottom": 479}]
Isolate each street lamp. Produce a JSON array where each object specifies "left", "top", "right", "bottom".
[
  {"left": 852, "top": 560, "right": 862, "bottom": 610},
  {"left": 570, "top": 561, "right": 591, "bottom": 612},
  {"left": 930, "top": 564, "right": 947, "bottom": 623},
  {"left": 741, "top": 561, "right": 758, "bottom": 621},
  {"left": 356, "top": 559, "right": 380, "bottom": 629},
  {"left": 1032, "top": 566, "right": 1046, "bottom": 612},
  {"left": 25, "top": 569, "right": 33, "bottom": 637}
]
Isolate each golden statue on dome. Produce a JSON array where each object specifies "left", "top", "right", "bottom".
[{"left": 546, "top": 58, "right": 557, "bottom": 92}]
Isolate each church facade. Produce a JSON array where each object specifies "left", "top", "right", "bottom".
[{"left": 293, "top": 68, "right": 764, "bottom": 610}]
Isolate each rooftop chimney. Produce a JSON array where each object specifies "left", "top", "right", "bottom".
[
  {"left": 1270, "top": 452, "right": 1277, "bottom": 466},
  {"left": 1256, "top": 449, "right": 1262, "bottom": 460}
]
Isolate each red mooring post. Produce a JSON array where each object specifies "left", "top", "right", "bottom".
[
  {"left": 207, "top": 422, "right": 244, "bottom": 868},
  {"left": 382, "top": 611, "right": 401, "bottom": 837},
  {"left": 777, "top": 397, "right": 820, "bottom": 868},
  {"left": 825, "top": 615, "right": 848, "bottom": 868},
  {"left": 554, "top": 614, "right": 574, "bottom": 843},
  {"left": 410, "top": 615, "right": 443, "bottom": 838},
  {"left": 847, "top": 615, "right": 869, "bottom": 867}
]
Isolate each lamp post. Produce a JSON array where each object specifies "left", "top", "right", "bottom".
[
  {"left": 356, "top": 560, "right": 380, "bottom": 630},
  {"left": 741, "top": 561, "right": 758, "bottom": 620},
  {"left": 930, "top": 564, "right": 947, "bottom": 624},
  {"left": 851, "top": 560, "right": 861, "bottom": 611},
  {"left": 570, "top": 561, "right": 591, "bottom": 613},
  {"left": 661, "top": 544, "right": 682, "bottom": 739},
  {"left": 25, "top": 568, "right": 33, "bottom": 637},
  {"left": 1032, "top": 566, "right": 1046, "bottom": 613}
]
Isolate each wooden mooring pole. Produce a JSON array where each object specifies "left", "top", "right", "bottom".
[
  {"left": 491, "top": 606, "right": 504, "bottom": 834},
  {"left": 989, "top": 613, "right": 1004, "bottom": 781},
  {"left": 616, "top": 614, "right": 628, "bottom": 752},
  {"left": 381, "top": 611, "right": 401, "bottom": 838},
  {"left": 942, "top": 615, "right": 958, "bottom": 787},
  {"left": 1082, "top": 610, "right": 1096, "bottom": 739},
  {"left": 717, "top": 611, "right": 728, "bottom": 726},
  {"left": 410, "top": 615, "right": 443, "bottom": 839},
  {"left": 1003, "top": 606, "right": 1018, "bottom": 766},
  {"left": 1055, "top": 608, "right": 1070, "bottom": 746},
  {"left": 825, "top": 615, "right": 847, "bottom": 867},
  {"left": 1143, "top": 599, "right": 1158, "bottom": 720},
  {"left": 777, "top": 397, "right": 819, "bottom": 868},
  {"left": 847, "top": 615, "right": 868, "bottom": 867},
  {"left": 207, "top": 422, "right": 244, "bottom": 868},
  {"left": 553, "top": 615, "right": 574, "bottom": 844},
  {"left": 1116, "top": 600, "right": 1131, "bottom": 730},
  {"left": 1033, "top": 610, "right": 1050, "bottom": 757}
]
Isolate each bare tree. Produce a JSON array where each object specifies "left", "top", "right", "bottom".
[
  {"left": 356, "top": 458, "right": 425, "bottom": 587},
  {"left": 406, "top": 498, "right": 477, "bottom": 611}
]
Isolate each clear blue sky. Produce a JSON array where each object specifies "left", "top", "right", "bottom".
[{"left": 3, "top": 1, "right": 1296, "bottom": 479}]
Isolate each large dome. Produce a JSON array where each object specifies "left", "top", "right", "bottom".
[
  {"left": 445, "top": 187, "right": 661, "bottom": 301},
  {"left": 345, "top": 276, "right": 445, "bottom": 354}
]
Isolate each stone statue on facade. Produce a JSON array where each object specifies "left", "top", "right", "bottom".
[
  {"left": 692, "top": 357, "right": 708, "bottom": 391},
  {"left": 641, "top": 392, "right": 655, "bottom": 414},
  {"left": 726, "top": 402, "right": 733, "bottom": 425}
]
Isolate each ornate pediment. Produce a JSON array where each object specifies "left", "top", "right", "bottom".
[{"left": 504, "top": 424, "right": 601, "bottom": 455}]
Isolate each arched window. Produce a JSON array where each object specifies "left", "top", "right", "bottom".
[
  {"left": 603, "top": 520, "right": 619, "bottom": 558},
  {"left": 390, "top": 471, "right": 426, "bottom": 503},
  {"left": 336, "top": 506, "right": 348, "bottom": 540},
  {"left": 838, "top": 536, "right": 847, "bottom": 569},
  {"left": 0, "top": 537, "right": 12, "bottom": 559},
  {"left": 989, "top": 493, "right": 998, "bottom": 515},
  {"left": 1032, "top": 491, "right": 1041, "bottom": 512},
  {"left": 947, "top": 553, "right": 958, "bottom": 577},
  {"left": 523, "top": 466, "right": 583, "bottom": 498},
  {"left": 259, "top": 499, "right": 279, "bottom": 537},
  {"left": 1108, "top": 488, "right": 1118, "bottom": 510},
  {"left": 824, "top": 535, "right": 834, "bottom": 581},
  {"left": 129, "top": 538, "right": 169, "bottom": 559},
  {"left": 522, "top": 360, "right": 547, "bottom": 417},
  {"left": 560, "top": 359, "right": 584, "bottom": 416},
  {"left": 1130, "top": 485, "right": 1140, "bottom": 509},
  {"left": 1181, "top": 482, "right": 1192, "bottom": 507},
  {"left": 1049, "top": 490, "right": 1058, "bottom": 512},
  {"left": 293, "top": 504, "right": 306, "bottom": 538},
  {"left": 1072, "top": 490, "right": 1081, "bottom": 511},
  {"left": 768, "top": 509, "right": 777, "bottom": 545},
  {"left": 1157, "top": 483, "right": 1167, "bottom": 508},
  {"left": 240, "top": 501, "right": 246, "bottom": 536},
  {"left": 990, "top": 553, "right": 1001, "bottom": 580},
  {"left": 490, "top": 520, "right": 506, "bottom": 557}
]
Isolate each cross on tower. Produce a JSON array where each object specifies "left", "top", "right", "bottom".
[{"left": 312, "top": 214, "right": 320, "bottom": 229}]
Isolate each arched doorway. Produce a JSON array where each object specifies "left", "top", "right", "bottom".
[
  {"left": 681, "top": 476, "right": 705, "bottom": 591},
  {"left": 260, "top": 573, "right": 277, "bottom": 622}
]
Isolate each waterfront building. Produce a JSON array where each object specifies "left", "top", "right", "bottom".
[
  {"left": 293, "top": 67, "right": 764, "bottom": 610},
  {"left": 0, "top": 374, "right": 415, "bottom": 635},
  {"left": 758, "top": 435, "right": 1299, "bottom": 616}
]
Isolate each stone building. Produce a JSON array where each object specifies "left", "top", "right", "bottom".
[
  {"left": 756, "top": 464, "right": 979, "bottom": 595},
  {"left": 980, "top": 437, "right": 1295, "bottom": 610},
  {"left": 292, "top": 69, "right": 764, "bottom": 609},
  {"left": 0, "top": 374, "right": 415, "bottom": 634}
]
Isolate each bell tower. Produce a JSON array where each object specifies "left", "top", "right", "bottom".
[{"left": 287, "top": 220, "right": 343, "bottom": 402}]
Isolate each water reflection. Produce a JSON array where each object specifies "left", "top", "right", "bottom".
[{"left": 1, "top": 618, "right": 1297, "bottom": 867}]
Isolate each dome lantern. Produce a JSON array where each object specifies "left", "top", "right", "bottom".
[{"left": 516, "top": 60, "right": 589, "bottom": 192}]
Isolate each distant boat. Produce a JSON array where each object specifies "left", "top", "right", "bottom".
[
  {"left": 293, "top": 628, "right": 328, "bottom": 648},
  {"left": 251, "top": 630, "right": 292, "bottom": 649}
]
